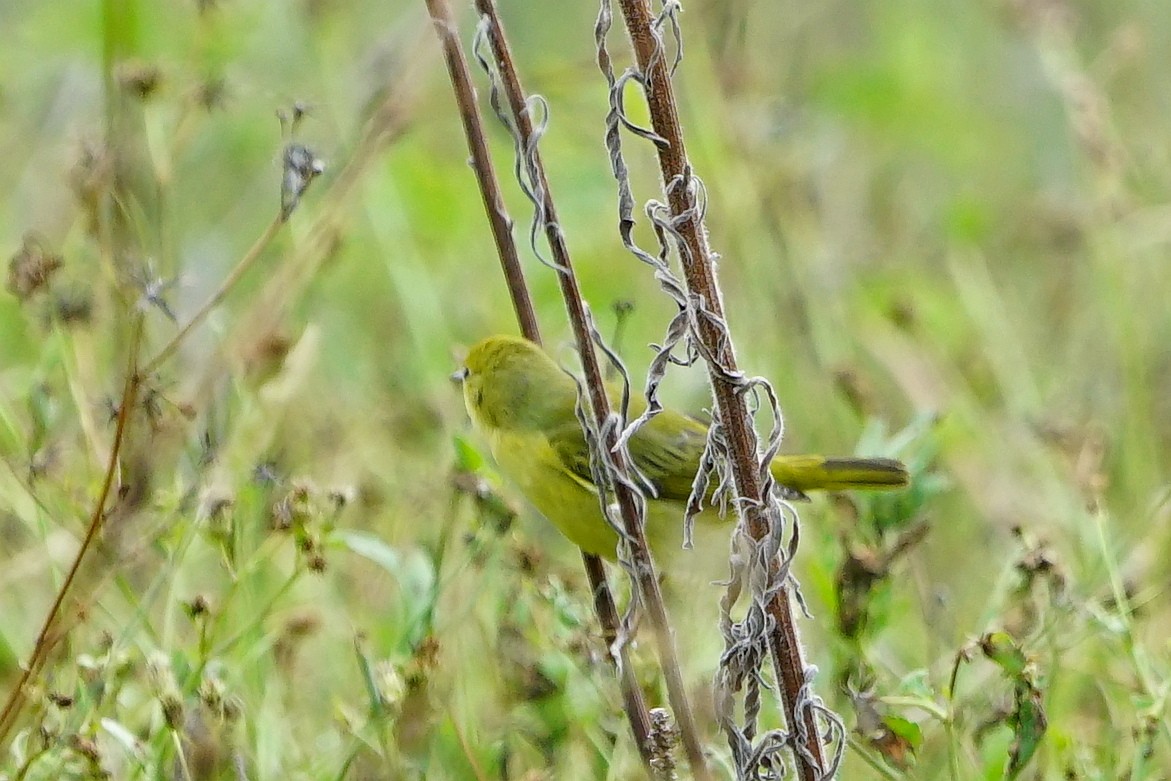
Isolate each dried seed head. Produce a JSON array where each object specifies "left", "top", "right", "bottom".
[
  {"left": 194, "top": 77, "right": 227, "bottom": 110},
  {"left": 49, "top": 692, "right": 75, "bottom": 708},
  {"left": 327, "top": 485, "right": 356, "bottom": 510},
  {"left": 185, "top": 594, "right": 211, "bottom": 618},
  {"left": 280, "top": 143, "right": 325, "bottom": 220},
  {"left": 199, "top": 674, "right": 227, "bottom": 712},
  {"left": 52, "top": 288, "right": 94, "bottom": 326},
  {"left": 69, "top": 733, "right": 102, "bottom": 764},
  {"left": 7, "top": 234, "right": 63, "bottom": 301},
  {"left": 159, "top": 692, "right": 185, "bottom": 730},
  {"left": 221, "top": 694, "right": 244, "bottom": 722},
  {"left": 403, "top": 635, "right": 441, "bottom": 691},
  {"left": 647, "top": 707, "right": 679, "bottom": 778},
  {"left": 199, "top": 491, "right": 234, "bottom": 521},
  {"left": 69, "top": 143, "right": 113, "bottom": 233},
  {"left": 147, "top": 650, "right": 184, "bottom": 729},
  {"left": 132, "top": 260, "right": 179, "bottom": 321},
  {"left": 114, "top": 59, "right": 163, "bottom": 99},
  {"left": 147, "top": 651, "right": 179, "bottom": 693}
]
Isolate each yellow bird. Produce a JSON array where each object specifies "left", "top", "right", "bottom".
[{"left": 456, "top": 335, "right": 908, "bottom": 560}]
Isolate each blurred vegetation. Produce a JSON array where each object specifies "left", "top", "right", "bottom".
[{"left": 1, "top": 0, "right": 1169, "bottom": 778}]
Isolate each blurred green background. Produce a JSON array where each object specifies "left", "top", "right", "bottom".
[{"left": 1, "top": 0, "right": 1169, "bottom": 778}]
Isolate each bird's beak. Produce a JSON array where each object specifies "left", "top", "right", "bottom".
[{"left": 451, "top": 367, "right": 469, "bottom": 383}]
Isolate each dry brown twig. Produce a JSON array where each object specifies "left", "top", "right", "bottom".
[
  {"left": 424, "top": 0, "right": 663, "bottom": 772},
  {"left": 423, "top": 0, "right": 539, "bottom": 343},
  {"left": 0, "top": 318, "right": 144, "bottom": 745},
  {"left": 598, "top": 0, "right": 846, "bottom": 778},
  {"left": 466, "top": 1, "right": 713, "bottom": 778}
]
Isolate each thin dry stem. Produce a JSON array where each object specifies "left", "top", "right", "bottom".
[
  {"left": 471, "top": 2, "right": 712, "bottom": 778},
  {"left": 424, "top": 0, "right": 657, "bottom": 768},
  {"left": 425, "top": 0, "right": 540, "bottom": 343},
  {"left": 0, "top": 316, "right": 144, "bottom": 745},
  {"left": 612, "top": 0, "right": 830, "bottom": 777}
]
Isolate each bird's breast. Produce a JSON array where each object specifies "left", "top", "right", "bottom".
[{"left": 488, "top": 429, "right": 624, "bottom": 558}]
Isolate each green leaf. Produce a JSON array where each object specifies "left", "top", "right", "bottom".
[
  {"left": 1007, "top": 682, "right": 1047, "bottom": 778},
  {"left": 333, "top": 530, "right": 436, "bottom": 605},
  {"left": 883, "top": 714, "right": 923, "bottom": 749},
  {"left": 453, "top": 433, "right": 486, "bottom": 472},
  {"left": 352, "top": 638, "right": 385, "bottom": 719},
  {"left": 897, "top": 668, "right": 934, "bottom": 700}
]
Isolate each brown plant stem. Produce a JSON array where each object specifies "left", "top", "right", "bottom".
[
  {"left": 424, "top": 0, "right": 540, "bottom": 344},
  {"left": 0, "top": 316, "right": 144, "bottom": 746},
  {"left": 423, "top": 0, "right": 657, "bottom": 769},
  {"left": 471, "top": 2, "right": 712, "bottom": 778},
  {"left": 613, "top": 0, "right": 826, "bottom": 778}
]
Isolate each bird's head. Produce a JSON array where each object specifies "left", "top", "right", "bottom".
[{"left": 455, "top": 335, "right": 575, "bottom": 433}]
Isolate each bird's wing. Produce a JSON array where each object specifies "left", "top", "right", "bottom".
[
  {"left": 545, "top": 403, "right": 709, "bottom": 503},
  {"left": 545, "top": 421, "right": 596, "bottom": 491},
  {"left": 625, "top": 409, "right": 708, "bottom": 501}
]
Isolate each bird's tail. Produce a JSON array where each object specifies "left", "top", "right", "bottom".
[{"left": 770, "top": 455, "right": 910, "bottom": 493}]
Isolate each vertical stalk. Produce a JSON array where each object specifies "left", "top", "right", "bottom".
[
  {"left": 423, "top": 0, "right": 539, "bottom": 344},
  {"left": 422, "top": 0, "right": 659, "bottom": 771},
  {"left": 612, "top": 0, "right": 827, "bottom": 777},
  {"left": 0, "top": 319, "right": 144, "bottom": 745},
  {"left": 469, "top": 1, "right": 713, "bottom": 777}
]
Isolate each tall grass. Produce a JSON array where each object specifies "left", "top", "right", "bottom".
[{"left": 1, "top": 0, "right": 1169, "bottom": 778}]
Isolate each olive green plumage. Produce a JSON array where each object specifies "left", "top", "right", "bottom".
[{"left": 459, "top": 335, "right": 908, "bottom": 558}]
